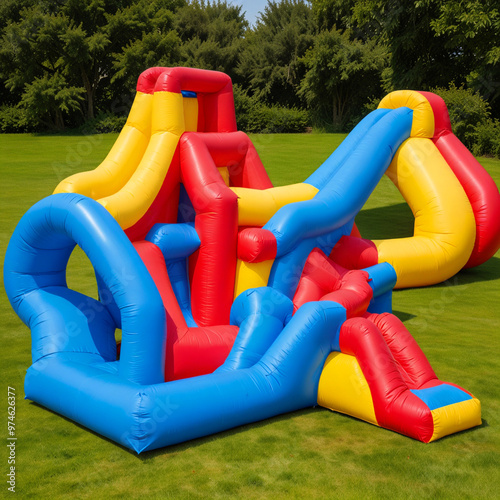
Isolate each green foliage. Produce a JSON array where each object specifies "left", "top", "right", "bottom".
[
  {"left": 431, "top": 0, "right": 500, "bottom": 111},
  {"left": 234, "top": 84, "right": 309, "bottom": 133},
  {"left": 0, "top": 0, "right": 187, "bottom": 128},
  {"left": 472, "top": 119, "right": 500, "bottom": 159},
  {"left": 431, "top": 83, "right": 500, "bottom": 158},
  {"left": 112, "top": 30, "right": 183, "bottom": 90},
  {"left": 249, "top": 105, "right": 309, "bottom": 133},
  {"left": 311, "top": 0, "right": 356, "bottom": 32},
  {"left": 432, "top": 84, "right": 492, "bottom": 149},
  {"left": 21, "top": 73, "right": 85, "bottom": 130},
  {"left": 349, "top": 0, "right": 471, "bottom": 91},
  {"left": 0, "top": 0, "right": 499, "bottom": 132},
  {"left": 300, "top": 27, "right": 387, "bottom": 131},
  {"left": 0, "top": 104, "right": 30, "bottom": 132},
  {"left": 175, "top": 1, "right": 247, "bottom": 80},
  {"left": 238, "top": 0, "right": 316, "bottom": 108},
  {"left": 79, "top": 112, "right": 127, "bottom": 134}
]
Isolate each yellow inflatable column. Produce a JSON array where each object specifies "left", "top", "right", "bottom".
[{"left": 234, "top": 260, "right": 275, "bottom": 299}]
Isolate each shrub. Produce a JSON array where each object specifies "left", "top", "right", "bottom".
[
  {"left": 247, "top": 105, "right": 309, "bottom": 133},
  {"left": 0, "top": 105, "right": 34, "bottom": 133},
  {"left": 80, "top": 113, "right": 127, "bottom": 134},
  {"left": 233, "top": 84, "right": 310, "bottom": 133},
  {"left": 432, "top": 83, "right": 491, "bottom": 150},
  {"left": 472, "top": 120, "right": 500, "bottom": 158}
]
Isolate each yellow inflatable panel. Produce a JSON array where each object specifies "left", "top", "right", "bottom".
[
  {"left": 317, "top": 352, "right": 378, "bottom": 426},
  {"left": 183, "top": 95, "right": 199, "bottom": 132},
  {"left": 379, "top": 90, "right": 435, "bottom": 138},
  {"left": 429, "top": 398, "right": 482, "bottom": 442},
  {"left": 234, "top": 259, "right": 274, "bottom": 299},
  {"left": 98, "top": 91, "right": 185, "bottom": 228},
  {"left": 231, "top": 183, "right": 318, "bottom": 226},
  {"left": 218, "top": 167, "right": 230, "bottom": 187},
  {"left": 374, "top": 138, "right": 476, "bottom": 288},
  {"left": 54, "top": 91, "right": 153, "bottom": 199}
]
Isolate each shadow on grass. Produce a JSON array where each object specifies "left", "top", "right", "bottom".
[
  {"left": 29, "top": 390, "right": 489, "bottom": 458},
  {"left": 322, "top": 406, "right": 488, "bottom": 443},
  {"left": 452, "top": 256, "right": 500, "bottom": 285},
  {"left": 28, "top": 401, "right": 323, "bottom": 459},
  {"left": 357, "top": 203, "right": 500, "bottom": 285},
  {"left": 356, "top": 203, "right": 414, "bottom": 241},
  {"left": 138, "top": 407, "right": 323, "bottom": 461},
  {"left": 392, "top": 310, "right": 416, "bottom": 322}
]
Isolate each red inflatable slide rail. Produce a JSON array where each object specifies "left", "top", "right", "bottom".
[{"left": 419, "top": 91, "right": 500, "bottom": 268}]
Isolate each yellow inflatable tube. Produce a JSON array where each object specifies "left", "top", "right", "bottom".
[
  {"left": 375, "top": 138, "right": 475, "bottom": 288},
  {"left": 231, "top": 183, "right": 318, "bottom": 298},
  {"left": 376, "top": 91, "right": 476, "bottom": 288},
  {"left": 231, "top": 183, "right": 318, "bottom": 226}
]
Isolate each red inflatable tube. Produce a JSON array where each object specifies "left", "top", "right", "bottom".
[
  {"left": 237, "top": 228, "right": 277, "bottom": 263},
  {"left": 320, "top": 270, "right": 373, "bottom": 319},
  {"left": 293, "top": 249, "right": 373, "bottom": 318},
  {"left": 192, "top": 131, "right": 273, "bottom": 189},
  {"left": 419, "top": 91, "right": 500, "bottom": 268},
  {"left": 180, "top": 133, "right": 239, "bottom": 326},
  {"left": 229, "top": 139, "right": 274, "bottom": 189},
  {"left": 329, "top": 235, "right": 378, "bottom": 270},
  {"left": 364, "top": 312, "right": 437, "bottom": 388},
  {"left": 136, "top": 66, "right": 169, "bottom": 94},
  {"left": 133, "top": 240, "right": 238, "bottom": 381},
  {"left": 154, "top": 67, "right": 237, "bottom": 133},
  {"left": 165, "top": 324, "right": 238, "bottom": 381},
  {"left": 133, "top": 240, "right": 188, "bottom": 330}
]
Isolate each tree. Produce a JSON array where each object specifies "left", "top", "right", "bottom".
[
  {"left": 111, "top": 0, "right": 185, "bottom": 91},
  {"left": 347, "top": 0, "right": 474, "bottom": 92},
  {"left": 0, "top": 0, "right": 186, "bottom": 128},
  {"left": 20, "top": 74, "right": 84, "bottom": 130},
  {"left": 311, "top": 0, "right": 357, "bottom": 32},
  {"left": 299, "top": 27, "right": 387, "bottom": 130},
  {"left": 174, "top": 1, "right": 247, "bottom": 80},
  {"left": 431, "top": 0, "right": 500, "bottom": 115},
  {"left": 237, "top": 0, "right": 317, "bottom": 108}
]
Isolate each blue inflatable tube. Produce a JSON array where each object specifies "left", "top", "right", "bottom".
[
  {"left": 305, "top": 108, "right": 392, "bottom": 189},
  {"left": 264, "top": 107, "right": 413, "bottom": 257},
  {"left": 146, "top": 223, "right": 200, "bottom": 327},
  {"left": 3, "top": 193, "right": 166, "bottom": 385},
  {"left": 24, "top": 299, "right": 345, "bottom": 452}
]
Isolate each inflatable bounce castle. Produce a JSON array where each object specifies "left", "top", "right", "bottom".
[{"left": 4, "top": 67, "right": 500, "bottom": 453}]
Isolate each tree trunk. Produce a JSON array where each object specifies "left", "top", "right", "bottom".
[
  {"left": 55, "top": 108, "right": 65, "bottom": 130},
  {"left": 81, "top": 67, "right": 95, "bottom": 120},
  {"left": 332, "top": 92, "right": 342, "bottom": 131},
  {"left": 332, "top": 87, "right": 349, "bottom": 132},
  {"left": 87, "top": 90, "right": 94, "bottom": 121}
]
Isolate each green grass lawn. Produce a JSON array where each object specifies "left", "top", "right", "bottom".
[{"left": 1, "top": 132, "right": 499, "bottom": 499}]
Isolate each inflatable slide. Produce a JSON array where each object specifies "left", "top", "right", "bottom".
[{"left": 4, "top": 67, "right": 500, "bottom": 453}]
